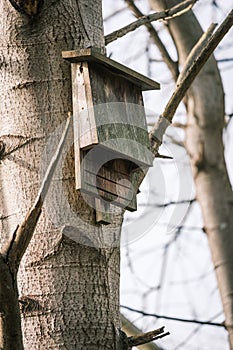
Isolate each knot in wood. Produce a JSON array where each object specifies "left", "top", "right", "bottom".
[{"left": 19, "top": 296, "right": 41, "bottom": 313}]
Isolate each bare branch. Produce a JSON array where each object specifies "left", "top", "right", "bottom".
[
  {"left": 149, "top": 10, "right": 233, "bottom": 155},
  {"left": 154, "top": 198, "right": 195, "bottom": 208},
  {"left": 171, "top": 122, "right": 187, "bottom": 128},
  {"left": 121, "top": 314, "right": 162, "bottom": 350},
  {"left": 105, "top": 0, "right": 198, "bottom": 45},
  {"left": 121, "top": 305, "right": 226, "bottom": 328},
  {"left": 2, "top": 115, "right": 72, "bottom": 273},
  {"left": 147, "top": 121, "right": 187, "bottom": 128},
  {"left": 218, "top": 58, "right": 233, "bottom": 63},
  {"left": 124, "top": 0, "right": 179, "bottom": 80},
  {"left": 128, "top": 327, "right": 170, "bottom": 347}
]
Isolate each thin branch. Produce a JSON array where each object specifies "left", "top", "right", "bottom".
[
  {"left": 2, "top": 115, "right": 72, "bottom": 273},
  {"left": 121, "top": 314, "right": 163, "bottom": 350},
  {"left": 147, "top": 121, "right": 186, "bottom": 128},
  {"left": 171, "top": 122, "right": 187, "bottom": 128},
  {"left": 217, "top": 58, "right": 233, "bottom": 62},
  {"left": 162, "top": 199, "right": 194, "bottom": 208},
  {"left": 121, "top": 305, "right": 226, "bottom": 328},
  {"left": 152, "top": 198, "right": 195, "bottom": 208},
  {"left": 149, "top": 10, "right": 233, "bottom": 155},
  {"left": 105, "top": 0, "right": 198, "bottom": 45},
  {"left": 128, "top": 328, "right": 170, "bottom": 347},
  {"left": 124, "top": 0, "right": 179, "bottom": 80}
]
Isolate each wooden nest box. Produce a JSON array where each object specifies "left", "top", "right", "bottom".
[{"left": 62, "top": 48, "right": 160, "bottom": 224}]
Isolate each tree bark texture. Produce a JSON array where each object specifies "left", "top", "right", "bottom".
[
  {"left": 150, "top": 0, "right": 233, "bottom": 348},
  {"left": 0, "top": 1, "right": 123, "bottom": 349},
  {"left": 0, "top": 254, "right": 23, "bottom": 349}
]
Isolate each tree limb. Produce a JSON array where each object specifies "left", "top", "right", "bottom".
[
  {"left": 121, "top": 314, "right": 163, "bottom": 350},
  {"left": 105, "top": 0, "right": 198, "bottom": 45},
  {"left": 124, "top": 0, "right": 179, "bottom": 80},
  {"left": 128, "top": 328, "right": 169, "bottom": 348},
  {"left": 1, "top": 115, "right": 72, "bottom": 274},
  {"left": 149, "top": 10, "right": 233, "bottom": 155},
  {"left": 121, "top": 305, "right": 226, "bottom": 328}
]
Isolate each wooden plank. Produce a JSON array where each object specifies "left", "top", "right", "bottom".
[
  {"left": 101, "top": 142, "right": 153, "bottom": 168},
  {"left": 95, "top": 198, "right": 112, "bottom": 225},
  {"left": 82, "top": 63, "right": 99, "bottom": 146},
  {"left": 73, "top": 63, "right": 98, "bottom": 149},
  {"left": 112, "top": 160, "right": 137, "bottom": 210},
  {"left": 71, "top": 64, "right": 82, "bottom": 189},
  {"left": 83, "top": 155, "right": 138, "bottom": 211},
  {"left": 87, "top": 64, "right": 154, "bottom": 167},
  {"left": 84, "top": 171, "right": 135, "bottom": 202},
  {"left": 80, "top": 152, "right": 138, "bottom": 211},
  {"left": 77, "top": 153, "right": 139, "bottom": 212},
  {"left": 62, "top": 48, "right": 160, "bottom": 91},
  {"left": 88, "top": 63, "right": 128, "bottom": 141},
  {"left": 84, "top": 158, "right": 136, "bottom": 190},
  {"left": 124, "top": 83, "right": 154, "bottom": 166},
  {"left": 82, "top": 172, "right": 137, "bottom": 211}
]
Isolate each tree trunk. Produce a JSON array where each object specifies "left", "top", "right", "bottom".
[
  {"left": 0, "top": 255, "right": 24, "bottom": 349},
  {"left": 0, "top": 1, "right": 124, "bottom": 349},
  {"left": 150, "top": 0, "right": 233, "bottom": 348}
]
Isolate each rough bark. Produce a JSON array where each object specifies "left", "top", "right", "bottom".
[
  {"left": 0, "top": 254, "right": 23, "bottom": 349},
  {"left": 0, "top": 1, "right": 124, "bottom": 349},
  {"left": 150, "top": 0, "right": 233, "bottom": 348}
]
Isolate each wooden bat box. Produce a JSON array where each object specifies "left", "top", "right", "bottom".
[{"left": 62, "top": 48, "right": 160, "bottom": 218}]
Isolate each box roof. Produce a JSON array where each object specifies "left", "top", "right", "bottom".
[{"left": 62, "top": 48, "right": 160, "bottom": 91}]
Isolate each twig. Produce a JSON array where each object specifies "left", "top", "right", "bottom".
[
  {"left": 217, "top": 58, "right": 233, "bottom": 63},
  {"left": 149, "top": 10, "right": 233, "bottom": 155},
  {"left": 121, "top": 305, "right": 226, "bottom": 328},
  {"left": 124, "top": 0, "right": 179, "bottom": 80},
  {"left": 171, "top": 122, "right": 187, "bottom": 129},
  {"left": 128, "top": 327, "right": 170, "bottom": 347},
  {"left": 154, "top": 198, "right": 195, "bottom": 208},
  {"left": 105, "top": 0, "right": 198, "bottom": 45},
  {"left": 147, "top": 121, "right": 187, "bottom": 128},
  {"left": 2, "top": 115, "right": 72, "bottom": 273},
  {"left": 121, "top": 314, "right": 162, "bottom": 350}
]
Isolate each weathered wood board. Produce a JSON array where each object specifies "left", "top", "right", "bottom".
[
  {"left": 62, "top": 48, "right": 160, "bottom": 91},
  {"left": 81, "top": 151, "right": 137, "bottom": 211}
]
